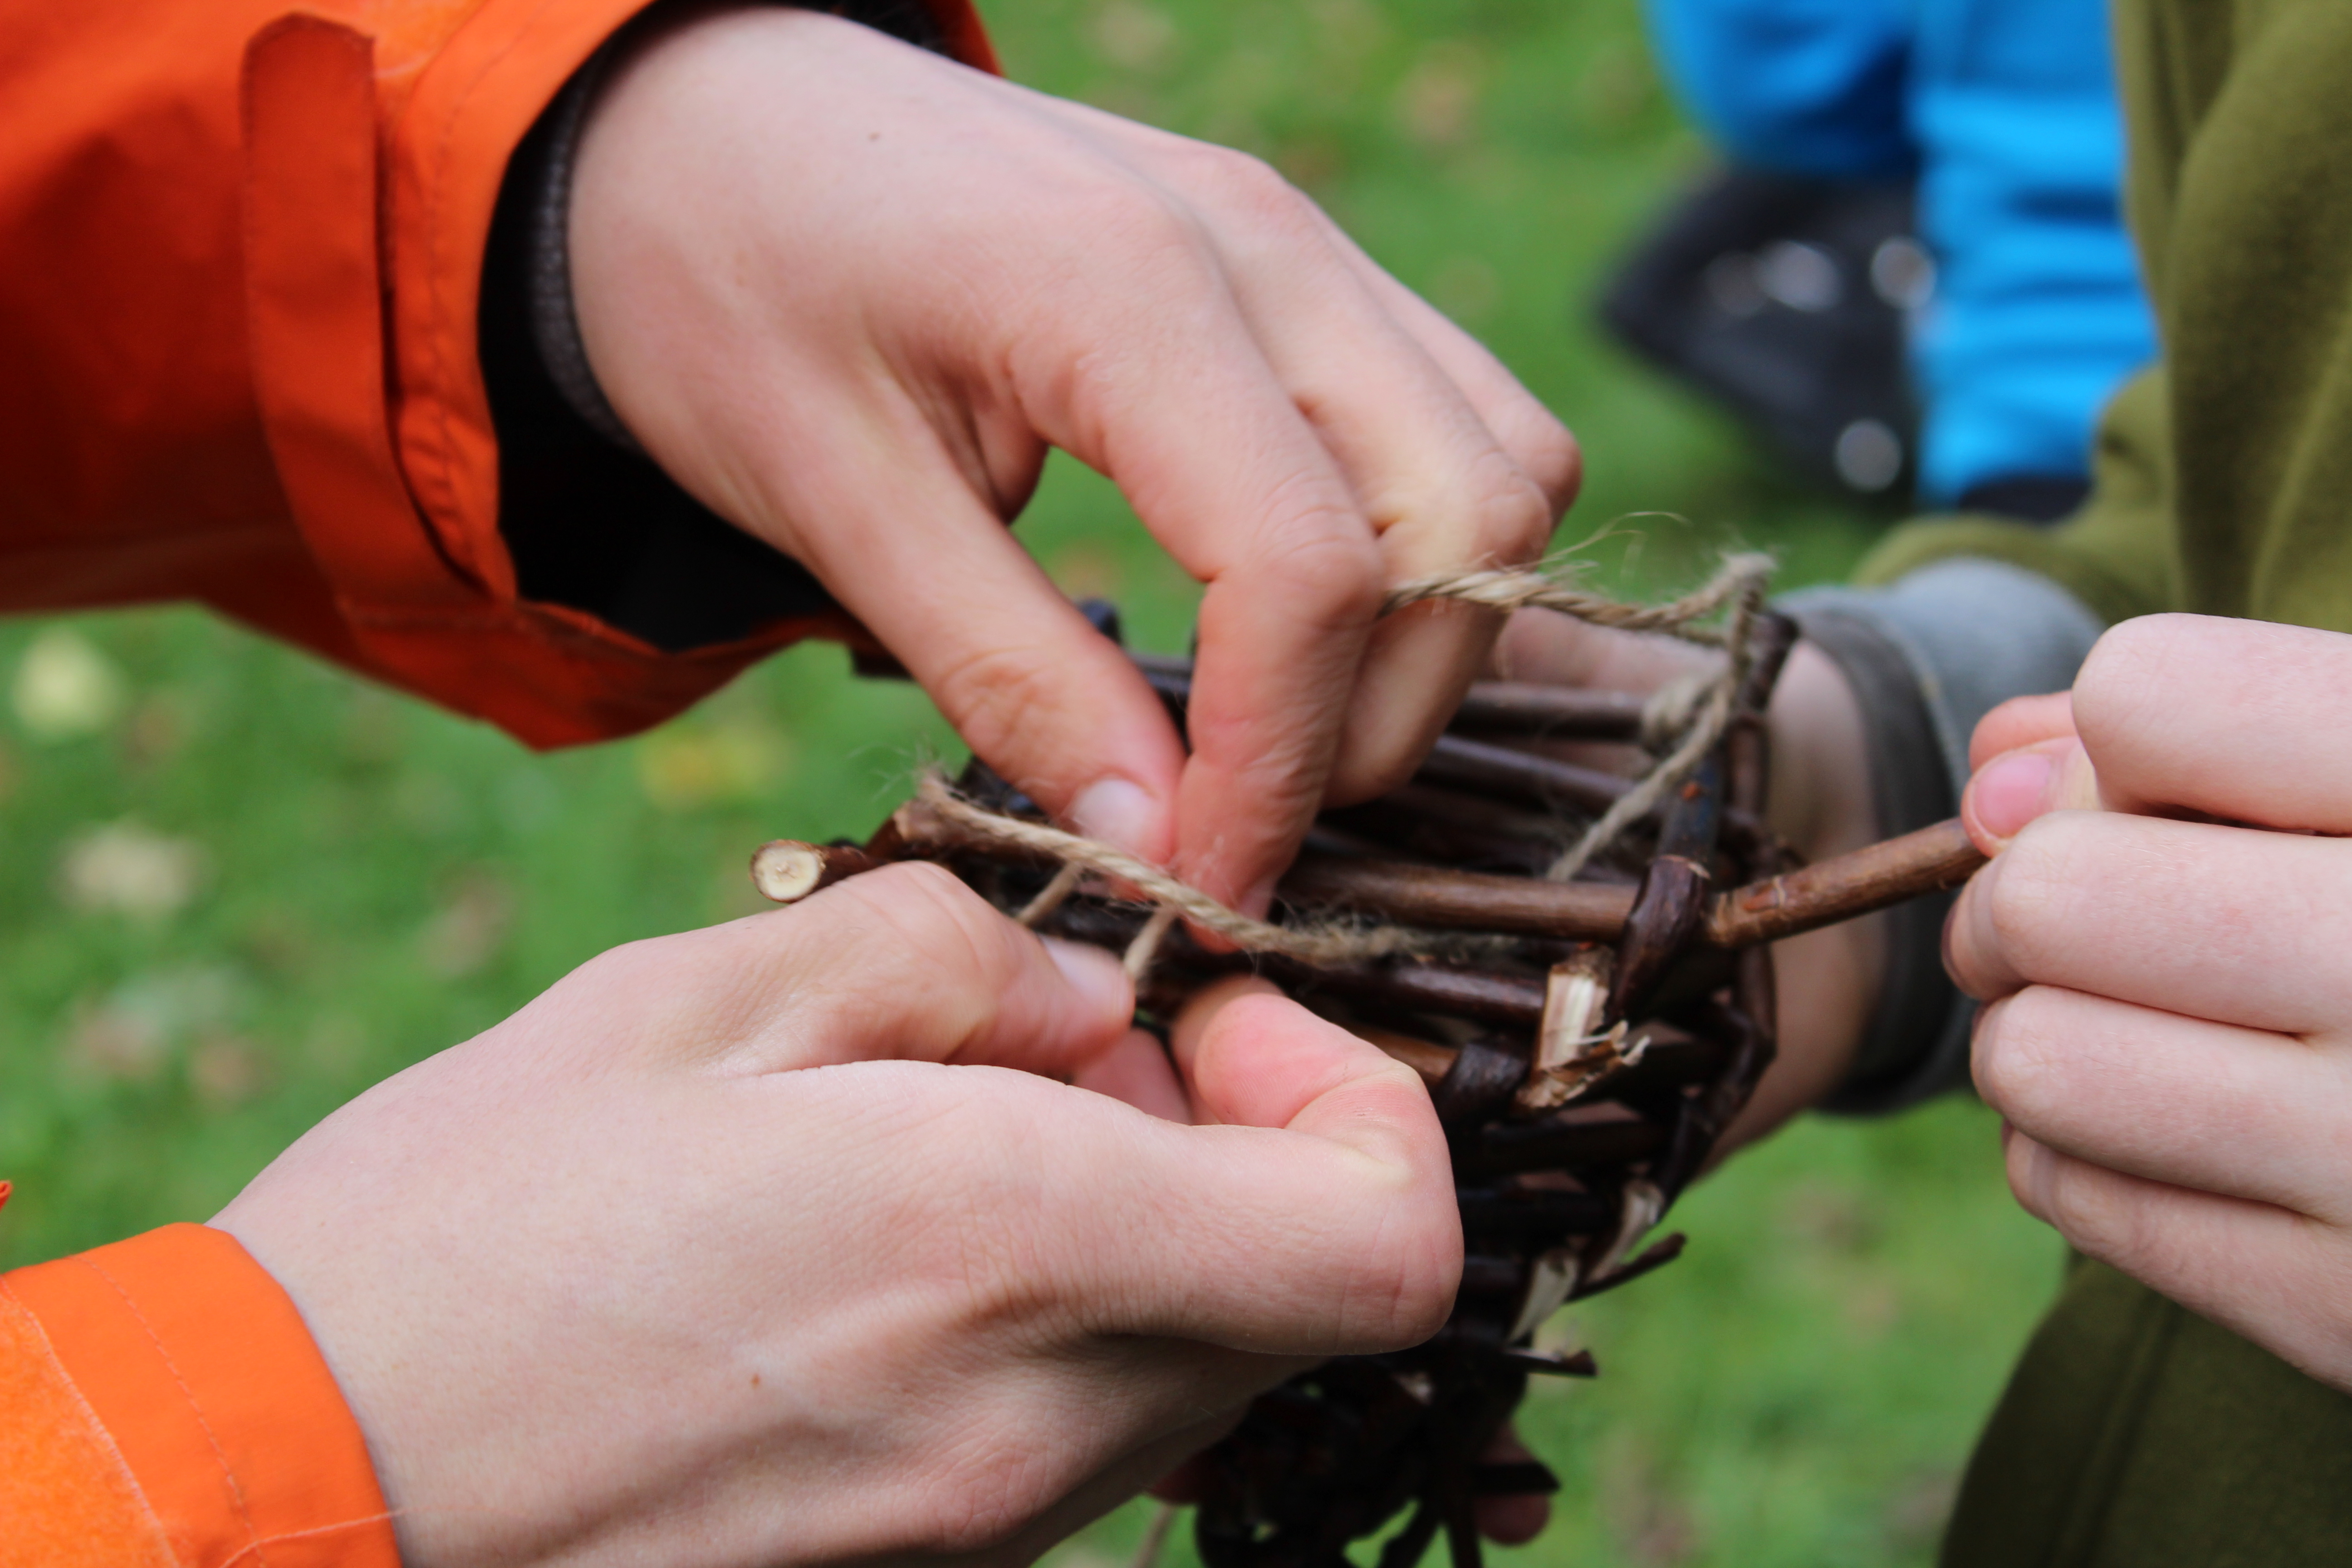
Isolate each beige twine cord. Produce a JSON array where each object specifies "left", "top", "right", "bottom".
[
  {"left": 1382, "top": 551, "right": 1768, "bottom": 643},
  {"left": 1543, "top": 554, "right": 1770, "bottom": 882},
  {"left": 929, "top": 553, "right": 1775, "bottom": 979},
  {"left": 917, "top": 773, "right": 1430, "bottom": 977}
]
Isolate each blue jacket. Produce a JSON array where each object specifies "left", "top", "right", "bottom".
[{"left": 1643, "top": 0, "right": 2157, "bottom": 504}]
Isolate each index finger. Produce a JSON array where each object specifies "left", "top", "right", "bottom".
[
  {"left": 1014, "top": 264, "right": 1390, "bottom": 913},
  {"left": 1063, "top": 978, "right": 1458, "bottom": 1351},
  {"left": 2073, "top": 613, "right": 2352, "bottom": 830},
  {"left": 1945, "top": 809, "right": 2352, "bottom": 1035}
]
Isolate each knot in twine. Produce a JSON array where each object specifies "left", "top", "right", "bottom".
[{"left": 931, "top": 552, "right": 1775, "bottom": 981}]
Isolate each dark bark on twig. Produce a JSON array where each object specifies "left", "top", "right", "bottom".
[
  {"left": 1470, "top": 1113, "right": 1667, "bottom": 1176},
  {"left": 1415, "top": 733, "right": 1633, "bottom": 817},
  {"left": 1279, "top": 853, "right": 1636, "bottom": 942},
  {"left": 784, "top": 810, "right": 1987, "bottom": 962},
  {"left": 1450, "top": 682, "right": 1646, "bottom": 740}
]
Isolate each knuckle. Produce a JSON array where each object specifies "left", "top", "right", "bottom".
[
  {"left": 887, "top": 1095, "right": 1065, "bottom": 1332},
  {"left": 2036, "top": 1161, "right": 2152, "bottom": 1268},
  {"left": 1177, "top": 142, "right": 1314, "bottom": 228},
  {"left": 1344, "top": 1219, "right": 1459, "bottom": 1349},
  {"left": 1515, "top": 416, "right": 1583, "bottom": 512},
  {"left": 552, "top": 932, "right": 706, "bottom": 1039},
  {"left": 865, "top": 860, "right": 999, "bottom": 942},
  {"left": 1188, "top": 715, "right": 1333, "bottom": 818},
  {"left": 1254, "top": 509, "right": 1386, "bottom": 625},
  {"left": 847, "top": 863, "right": 1030, "bottom": 996},
  {"left": 2073, "top": 617, "right": 2177, "bottom": 752},
  {"left": 1465, "top": 458, "right": 1557, "bottom": 565},
  {"left": 1034, "top": 178, "right": 1214, "bottom": 313},
  {"left": 2004, "top": 1134, "right": 2180, "bottom": 1288},
  {"left": 1979, "top": 819, "right": 2083, "bottom": 958},
  {"left": 941, "top": 1098, "right": 1063, "bottom": 1310},
  {"left": 1328, "top": 734, "right": 1429, "bottom": 808},
  {"left": 1076, "top": 171, "right": 1200, "bottom": 255},
  {"left": 923, "top": 644, "right": 1076, "bottom": 780},
  {"left": 1971, "top": 989, "right": 2072, "bottom": 1118}
]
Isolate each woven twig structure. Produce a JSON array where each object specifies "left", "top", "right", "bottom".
[{"left": 750, "top": 565, "right": 1980, "bottom": 1568}]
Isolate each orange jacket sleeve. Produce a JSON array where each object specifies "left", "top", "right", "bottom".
[
  {"left": 1, "top": 1220, "right": 398, "bottom": 1568},
  {"left": 0, "top": 0, "right": 991, "bottom": 748}
]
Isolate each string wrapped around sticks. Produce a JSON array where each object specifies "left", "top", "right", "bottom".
[
  {"left": 747, "top": 554, "right": 1983, "bottom": 1568},
  {"left": 1380, "top": 550, "right": 1769, "bottom": 640},
  {"left": 1528, "top": 553, "right": 1769, "bottom": 882},
  {"left": 910, "top": 770, "right": 1434, "bottom": 976},
  {"left": 912, "top": 552, "right": 1776, "bottom": 981}
]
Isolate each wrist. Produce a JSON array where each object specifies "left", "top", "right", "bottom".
[
  {"left": 1715, "top": 640, "right": 1882, "bottom": 1145},
  {"left": 1765, "top": 638, "right": 1878, "bottom": 864}
]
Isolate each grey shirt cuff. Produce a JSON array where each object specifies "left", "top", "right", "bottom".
[{"left": 1779, "top": 559, "right": 2106, "bottom": 1114}]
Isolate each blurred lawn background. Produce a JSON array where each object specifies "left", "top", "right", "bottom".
[{"left": 0, "top": 0, "right": 2059, "bottom": 1563}]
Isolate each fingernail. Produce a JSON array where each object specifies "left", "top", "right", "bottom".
[
  {"left": 1971, "top": 750, "right": 2055, "bottom": 841},
  {"left": 1071, "top": 777, "right": 1158, "bottom": 856},
  {"left": 1041, "top": 935, "right": 1133, "bottom": 1018},
  {"left": 1238, "top": 876, "right": 1279, "bottom": 921}
]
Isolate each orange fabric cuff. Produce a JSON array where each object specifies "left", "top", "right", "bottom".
[
  {"left": 237, "top": 0, "right": 996, "bottom": 750},
  {"left": 0, "top": 1224, "right": 397, "bottom": 1568}
]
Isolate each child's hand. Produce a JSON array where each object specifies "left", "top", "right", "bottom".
[
  {"left": 1951, "top": 613, "right": 2352, "bottom": 1392},
  {"left": 569, "top": 7, "right": 1578, "bottom": 915},
  {"left": 217, "top": 864, "right": 1459, "bottom": 1567}
]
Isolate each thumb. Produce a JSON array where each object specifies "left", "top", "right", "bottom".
[
  {"left": 637, "top": 861, "right": 1136, "bottom": 1077},
  {"left": 1063, "top": 979, "right": 1460, "bottom": 1354},
  {"left": 1962, "top": 737, "right": 2104, "bottom": 852}
]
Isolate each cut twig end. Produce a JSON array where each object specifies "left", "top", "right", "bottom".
[
  {"left": 750, "top": 841, "right": 828, "bottom": 903},
  {"left": 750, "top": 839, "right": 882, "bottom": 905}
]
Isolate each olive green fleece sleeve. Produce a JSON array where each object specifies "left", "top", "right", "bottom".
[
  {"left": 1921, "top": 7, "right": 2352, "bottom": 1562},
  {"left": 1857, "top": 370, "right": 2178, "bottom": 623}
]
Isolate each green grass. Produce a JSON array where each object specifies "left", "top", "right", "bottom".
[{"left": 0, "top": 0, "right": 2057, "bottom": 1563}]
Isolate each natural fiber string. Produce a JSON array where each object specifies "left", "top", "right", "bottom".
[
  {"left": 1383, "top": 549, "right": 1769, "bottom": 644},
  {"left": 1015, "top": 862, "right": 1085, "bottom": 927},
  {"left": 1543, "top": 554, "right": 1771, "bottom": 881},
  {"left": 1636, "top": 670, "right": 1715, "bottom": 753},
  {"left": 916, "top": 774, "right": 1431, "bottom": 970},
  {"left": 929, "top": 553, "right": 1774, "bottom": 978},
  {"left": 1122, "top": 906, "right": 1181, "bottom": 981}
]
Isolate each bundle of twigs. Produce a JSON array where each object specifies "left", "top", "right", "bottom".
[{"left": 748, "top": 571, "right": 1979, "bottom": 1568}]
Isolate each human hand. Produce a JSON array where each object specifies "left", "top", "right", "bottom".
[
  {"left": 215, "top": 865, "right": 1459, "bottom": 1566},
  {"left": 1096, "top": 976, "right": 1553, "bottom": 1547},
  {"left": 568, "top": 6, "right": 1579, "bottom": 914},
  {"left": 1950, "top": 613, "right": 2352, "bottom": 1392},
  {"left": 1484, "top": 608, "right": 1884, "bottom": 1146}
]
